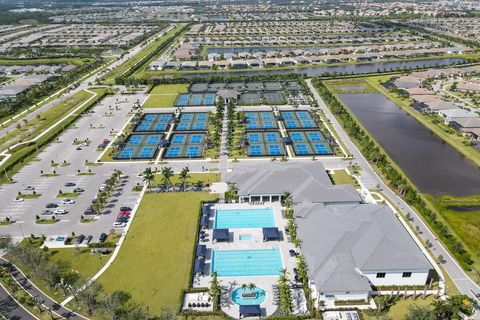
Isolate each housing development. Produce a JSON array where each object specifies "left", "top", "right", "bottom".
[{"left": 0, "top": 1, "right": 479, "bottom": 320}]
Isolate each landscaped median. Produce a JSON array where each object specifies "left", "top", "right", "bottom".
[
  {"left": 0, "top": 88, "right": 110, "bottom": 184},
  {"left": 311, "top": 78, "right": 478, "bottom": 274}
]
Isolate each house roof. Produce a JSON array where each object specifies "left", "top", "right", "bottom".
[
  {"left": 227, "top": 162, "right": 361, "bottom": 204},
  {"left": 452, "top": 117, "right": 480, "bottom": 128},
  {"left": 295, "top": 203, "right": 432, "bottom": 293}
]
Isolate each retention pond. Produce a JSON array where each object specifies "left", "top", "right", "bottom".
[{"left": 337, "top": 93, "right": 480, "bottom": 196}]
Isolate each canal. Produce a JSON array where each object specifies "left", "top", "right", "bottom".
[
  {"left": 337, "top": 93, "right": 480, "bottom": 196},
  {"left": 179, "top": 58, "right": 466, "bottom": 78}
]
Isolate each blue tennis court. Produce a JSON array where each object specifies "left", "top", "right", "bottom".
[
  {"left": 164, "top": 133, "right": 206, "bottom": 158},
  {"left": 280, "top": 111, "right": 318, "bottom": 129},
  {"left": 287, "top": 130, "right": 333, "bottom": 156},
  {"left": 244, "top": 112, "right": 278, "bottom": 131},
  {"left": 246, "top": 131, "right": 285, "bottom": 157},
  {"left": 114, "top": 134, "right": 163, "bottom": 160},
  {"left": 176, "top": 113, "right": 209, "bottom": 131},
  {"left": 174, "top": 93, "right": 216, "bottom": 107},
  {"left": 133, "top": 113, "right": 173, "bottom": 133},
  {"left": 212, "top": 248, "right": 283, "bottom": 277}
]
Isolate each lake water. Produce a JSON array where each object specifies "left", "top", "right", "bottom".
[
  {"left": 337, "top": 93, "right": 480, "bottom": 196},
  {"left": 179, "top": 58, "right": 465, "bottom": 78}
]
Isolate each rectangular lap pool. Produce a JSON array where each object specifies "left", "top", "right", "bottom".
[
  {"left": 215, "top": 208, "right": 275, "bottom": 229},
  {"left": 212, "top": 248, "right": 283, "bottom": 277}
]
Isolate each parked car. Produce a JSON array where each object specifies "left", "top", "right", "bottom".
[
  {"left": 62, "top": 199, "right": 75, "bottom": 204},
  {"left": 118, "top": 211, "right": 131, "bottom": 216},
  {"left": 75, "top": 235, "right": 85, "bottom": 244},
  {"left": 46, "top": 203, "right": 58, "bottom": 208},
  {"left": 76, "top": 147, "right": 82, "bottom": 151},
  {"left": 64, "top": 182, "right": 76, "bottom": 187},
  {"left": 84, "top": 208, "right": 95, "bottom": 215},
  {"left": 54, "top": 209, "right": 68, "bottom": 215},
  {"left": 113, "top": 222, "right": 126, "bottom": 228},
  {"left": 24, "top": 186, "right": 35, "bottom": 191},
  {"left": 13, "top": 197, "right": 24, "bottom": 202},
  {"left": 41, "top": 210, "right": 53, "bottom": 215},
  {"left": 84, "top": 235, "right": 93, "bottom": 244},
  {"left": 99, "top": 233, "right": 107, "bottom": 243},
  {"left": 116, "top": 216, "right": 129, "bottom": 223},
  {"left": 120, "top": 206, "right": 132, "bottom": 212},
  {"left": 74, "top": 187, "right": 84, "bottom": 193}
]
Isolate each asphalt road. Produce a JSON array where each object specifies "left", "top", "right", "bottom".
[{"left": 0, "top": 283, "right": 36, "bottom": 320}]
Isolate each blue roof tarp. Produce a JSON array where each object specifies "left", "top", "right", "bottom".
[
  {"left": 196, "top": 244, "right": 206, "bottom": 257},
  {"left": 213, "top": 228, "right": 229, "bottom": 242},
  {"left": 239, "top": 305, "right": 261, "bottom": 317},
  {"left": 194, "top": 259, "right": 205, "bottom": 274},
  {"left": 263, "top": 227, "right": 281, "bottom": 240}
]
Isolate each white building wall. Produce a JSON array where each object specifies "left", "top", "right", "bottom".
[
  {"left": 319, "top": 291, "right": 369, "bottom": 301},
  {"left": 364, "top": 270, "right": 429, "bottom": 287}
]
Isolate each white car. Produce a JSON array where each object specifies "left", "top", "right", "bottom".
[
  {"left": 113, "top": 222, "right": 126, "bottom": 228},
  {"left": 54, "top": 209, "right": 68, "bottom": 215},
  {"left": 62, "top": 199, "right": 75, "bottom": 204},
  {"left": 13, "top": 197, "right": 24, "bottom": 202}
]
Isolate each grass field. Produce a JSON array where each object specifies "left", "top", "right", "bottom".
[
  {"left": 328, "top": 170, "right": 360, "bottom": 187},
  {"left": 98, "top": 192, "right": 217, "bottom": 314},
  {"left": 149, "top": 84, "right": 189, "bottom": 95},
  {"left": 363, "top": 296, "right": 435, "bottom": 320},
  {"left": 143, "top": 94, "right": 177, "bottom": 108},
  {"left": 0, "top": 57, "right": 90, "bottom": 66}
]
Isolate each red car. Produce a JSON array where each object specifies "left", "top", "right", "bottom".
[{"left": 118, "top": 211, "right": 131, "bottom": 215}]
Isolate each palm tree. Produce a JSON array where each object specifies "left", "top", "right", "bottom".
[
  {"left": 241, "top": 283, "right": 248, "bottom": 292},
  {"left": 142, "top": 167, "right": 155, "bottom": 190},
  {"left": 160, "top": 167, "right": 174, "bottom": 189},
  {"left": 179, "top": 167, "right": 191, "bottom": 191},
  {"left": 283, "top": 191, "right": 292, "bottom": 208},
  {"left": 248, "top": 283, "right": 256, "bottom": 292}
]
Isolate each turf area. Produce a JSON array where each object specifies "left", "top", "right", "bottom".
[
  {"left": 143, "top": 94, "right": 177, "bottom": 108},
  {"left": 149, "top": 84, "right": 189, "bottom": 95},
  {"left": 328, "top": 170, "right": 359, "bottom": 187},
  {"left": 98, "top": 192, "right": 217, "bottom": 314}
]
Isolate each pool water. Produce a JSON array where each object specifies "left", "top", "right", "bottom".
[
  {"left": 215, "top": 208, "right": 275, "bottom": 229},
  {"left": 239, "top": 234, "right": 252, "bottom": 240},
  {"left": 212, "top": 248, "right": 283, "bottom": 276},
  {"left": 231, "top": 287, "right": 266, "bottom": 305}
]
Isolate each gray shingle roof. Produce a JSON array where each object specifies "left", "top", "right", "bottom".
[
  {"left": 295, "top": 203, "right": 432, "bottom": 293},
  {"left": 227, "top": 162, "right": 361, "bottom": 204}
]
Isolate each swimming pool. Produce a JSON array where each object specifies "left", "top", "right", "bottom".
[
  {"left": 215, "top": 208, "right": 275, "bottom": 229},
  {"left": 212, "top": 248, "right": 283, "bottom": 277},
  {"left": 232, "top": 287, "right": 266, "bottom": 305}
]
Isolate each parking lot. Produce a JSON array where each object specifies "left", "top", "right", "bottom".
[{"left": 0, "top": 92, "right": 148, "bottom": 238}]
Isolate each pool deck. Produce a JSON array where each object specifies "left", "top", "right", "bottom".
[{"left": 193, "top": 202, "right": 301, "bottom": 318}]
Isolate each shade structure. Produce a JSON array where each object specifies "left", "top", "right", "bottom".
[
  {"left": 263, "top": 227, "right": 281, "bottom": 241},
  {"left": 196, "top": 244, "right": 206, "bottom": 258},
  {"left": 194, "top": 259, "right": 205, "bottom": 275},
  {"left": 213, "top": 228, "right": 229, "bottom": 242},
  {"left": 239, "top": 305, "right": 261, "bottom": 318}
]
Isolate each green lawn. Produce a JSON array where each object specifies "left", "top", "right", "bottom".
[
  {"left": 49, "top": 247, "right": 112, "bottom": 280},
  {"left": 143, "top": 94, "right": 177, "bottom": 108},
  {"left": 98, "top": 192, "right": 217, "bottom": 314},
  {"left": 363, "top": 296, "right": 435, "bottom": 320},
  {"left": 328, "top": 170, "right": 359, "bottom": 187},
  {"left": 149, "top": 84, "right": 189, "bottom": 95},
  {"left": 152, "top": 172, "right": 220, "bottom": 186}
]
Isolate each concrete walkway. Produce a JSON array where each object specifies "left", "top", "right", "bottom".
[{"left": 306, "top": 79, "right": 480, "bottom": 316}]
